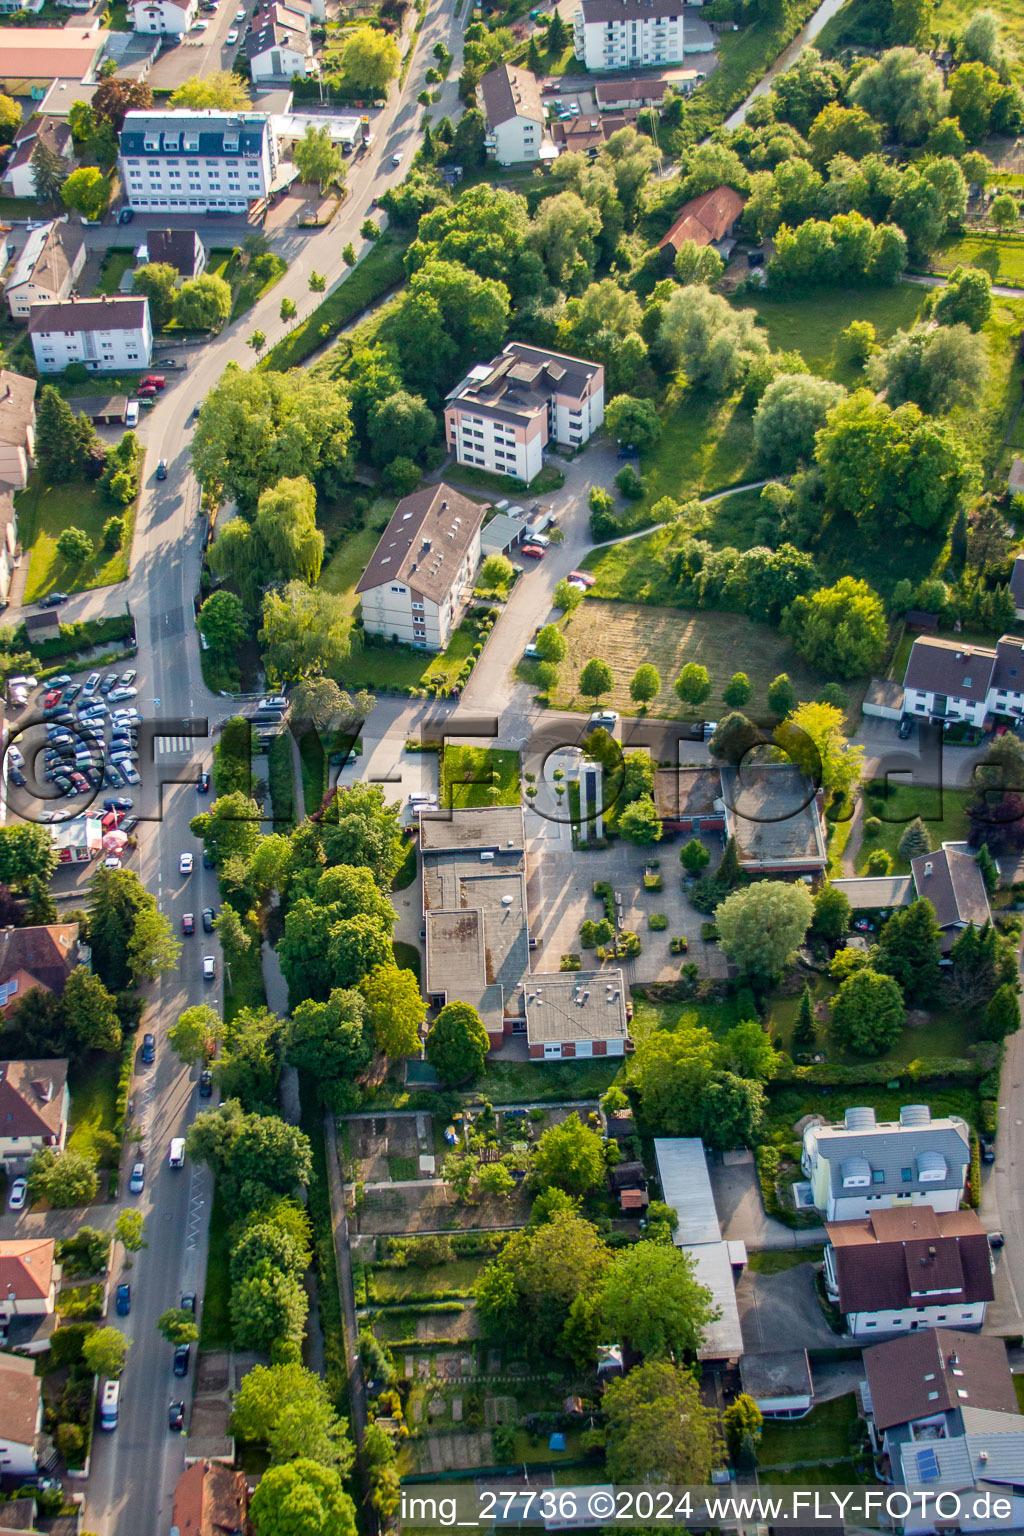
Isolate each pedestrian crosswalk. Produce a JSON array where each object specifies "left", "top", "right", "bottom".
[{"left": 154, "top": 736, "right": 198, "bottom": 755}]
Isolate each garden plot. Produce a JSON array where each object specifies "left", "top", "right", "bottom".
[
  {"left": 346, "top": 1112, "right": 434, "bottom": 1184},
  {"left": 353, "top": 1181, "right": 532, "bottom": 1234}
]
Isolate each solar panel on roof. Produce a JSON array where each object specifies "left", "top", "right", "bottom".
[{"left": 917, "top": 1448, "right": 940, "bottom": 1482}]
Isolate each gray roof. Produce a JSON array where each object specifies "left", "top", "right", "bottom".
[
  {"left": 689, "top": 1241, "right": 743, "bottom": 1361},
  {"left": 863, "top": 676, "right": 905, "bottom": 710},
  {"left": 719, "top": 761, "right": 826, "bottom": 870},
  {"left": 897, "top": 1428, "right": 1024, "bottom": 1491},
  {"left": 0, "top": 371, "right": 36, "bottom": 450},
  {"left": 120, "top": 108, "right": 270, "bottom": 158},
  {"left": 480, "top": 63, "right": 543, "bottom": 127},
  {"left": 911, "top": 843, "right": 991, "bottom": 931},
  {"left": 807, "top": 1108, "right": 970, "bottom": 1201},
  {"left": 419, "top": 805, "right": 524, "bottom": 852},
  {"left": 654, "top": 1137, "right": 721, "bottom": 1245},
  {"left": 991, "top": 634, "right": 1024, "bottom": 694},
  {"left": 480, "top": 513, "right": 524, "bottom": 555},
  {"left": 7, "top": 220, "right": 81, "bottom": 296},
  {"left": 145, "top": 227, "right": 204, "bottom": 276},
  {"left": 446, "top": 343, "right": 602, "bottom": 430},
  {"left": 903, "top": 635, "right": 996, "bottom": 703},
  {"left": 579, "top": 0, "right": 690, "bottom": 21},
  {"left": 522, "top": 971, "right": 629, "bottom": 1047},
  {"left": 830, "top": 875, "right": 913, "bottom": 910},
  {"left": 740, "top": 1350, "right": 813, "bottom": 1403},
  {"left": 28, "top": 296, "right": 148, "bottom": 335},
  {"left": 355, "top": 483, "right": 487, "bottom": 606}
]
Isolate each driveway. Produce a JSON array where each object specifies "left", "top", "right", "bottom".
[
  {"left": 709, "top": 1153, "right": 824, "bottom": 1250},
  {"left": 736, "top": 1263, "right": 839, "bottom": 1353}
]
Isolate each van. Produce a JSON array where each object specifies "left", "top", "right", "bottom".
[
  {"left": 100, "top": 1379, "right": 120, "bottom": 1431},
  {"left": 168, "top": 1137, "right": 185, "bottom": 1168},
  {"left": 251, "top": 708, "right": 286, "bottom": 724}
]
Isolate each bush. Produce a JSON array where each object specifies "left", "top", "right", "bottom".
[
  {"left": 863, "top": 817, "right": 882, "bottom": 838},
  {"left": 615, "top": 464, "right": 644, "bottom": 500},
  {"left": 701, "top": 921, "right": 719, "bottom": 941},
  {"left": 669, "top": 936, "right": 689, "bottom": 954},
  {"left": 648, "top": 913, "right": 668, "bottom": 930}
]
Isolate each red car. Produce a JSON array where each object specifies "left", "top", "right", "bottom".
[
  {"left": 137, "top": 385, "right": 158, "bottom": 398},
  {"left": 568, "top": 569, "right": 596, "bottom": 587},
  {"left": 520, "top": 544, "right": 545, "bottom": 559},
  {"left": 182, "top": 912, "right": 195, "bottom": 935},
  {"left": 43, "top": 689, "right": 61, "bottom": 707},
  {"left": 70, "top": 771, "right": 89, "bottom": 794},
  {"left": 140, "top": 375, "right": 166, "bottom": 391}
]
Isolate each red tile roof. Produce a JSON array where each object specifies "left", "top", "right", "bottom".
[
  {"left": 659, "top": 185, "right": 745, "bottom": 253},
  {"left": 172, "top": 1460, "right": 252, "bottom": 1536}
]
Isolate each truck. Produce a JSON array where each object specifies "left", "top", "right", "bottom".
[{"left": 358, "top": 115, "right": 374, "bottom": 153}]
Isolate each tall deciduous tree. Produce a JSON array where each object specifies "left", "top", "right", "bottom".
[
  {"left": 358, "top": 964, "right": 425, "bottom": 1057},
  {"left": 784, "top": 576, "right": 887, "bottom": 679},
  {"left": 231, "top": 1361, "right": 354, "bottom": 1470},
  {"left": 475, "top": 1212, "right": 608, "bottom": 1357},
  {"left": 532, "top": 1112, "right": 605, "bottom": 1197},
  {"left": 598, "top": 1242, "right": 718, "bottom": 1359},
  {"left": 61, "top": 167, "right": 111, "bottom": 220},
  {"left": 715, "top": 881, "right": 814, "bottom": 978},
  {"left": 260, "top": 581, "right": 351, "bottom": 682},
  {"left": 175, "top": 273, "right": 232, "bottom": 332},
  {"left": 831, "top": 967, "right": 905, "bottom": 1054},
  {"left": 249, "top": 1459, "right": 357, "bottom": 1536},
  {"left": 604, "top": 1361, "right": 721, "bottom": 1482},
  {"left": 425, "top": 1000, "right": 489, "bottom": 1083},
  {"left": 255, "top": 476, "right": 324, "bottom": 585},
  {"left": 170, "top": 72, "right": 251, "bottom": 109},
  {"left": 340, "top": 26, "right": 400, "bottom": 90},
  {"left": 293, "top": 124, "right": 345, "bottom": 194}
]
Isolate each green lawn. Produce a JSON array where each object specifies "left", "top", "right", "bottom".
[
  {"left": 370, "top": 1257, "right": 486, "bottom": 1300},
  {"left": 927, "top": 233, "right": 1024, "bottom": 288},
  {"left": 392, "top": 839, "right": 417, "bottom": 892},
  {"left": 18, "top": 473, "right": 133, "bottom": 601},
  {"left": 743, "top": 285, "right": 927, "bottom": 387},
  {"left": 475, "top": 1055, "right": 622, "bottom": 1101},
  {"left": 199, "top": 1186, "right": 232, "bottom": 1350},
  {"left": 441, "top": 746, "right": 520, "bottom": 808},
  {"left": 67, "top": 1054, "right": 119, "bottom": 1164},
  {"left": 854, "top": 784, "right": 972, "bottom": 875},
  {"left": 758, "top": 1394, "right": 860, "bottom": 1469},
  {"left": 765, "top": 977, "right": 974, "bottom": 1069},
  {"left": 223, "top": 926, "right": 267, "bottom": 1026},
  {"left": 263, "top": 234, "right": 410, "bottom": 372},
  {"left": 94, "top": 249, "right": 136, "bottom": 297},
  {"left": 630, "top": 993, "right": 742, "bottom": 1041},
  {"left": 747, "top": 1245, "right": 824, "bottom": 1274}
]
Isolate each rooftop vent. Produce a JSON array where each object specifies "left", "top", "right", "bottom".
[
  {"left": 900, "top": 1105, "right": 932, "bottom": 1127},
  {"left": 844, "top": 1107, "right": 877, "bottom": 1131}
]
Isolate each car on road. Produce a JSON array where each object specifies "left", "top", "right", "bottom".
[
  {"left": 226, "top": 26, "right": 238, "bottom": 39},
  {"left": 202, "top": 849, "right": 215, "bottom": 869},
  {"left": 520, "top": 544, "right": 545, "bottom": 559},
  {"left": 173, "top": 1344, "right": 191, "bottom": 1377},
  {"left": 104, "top": 798, "right": 133, "bottom": 811},
  {"left": 141, "top": 1032, "right": 156, "bottom": 1064},
  {"left": 197, "top": 770, "right": 210, "bottom": 793},
  {"left": 38, "top": 592, "right": 68, "bottom": 608},
  {"left": 989, "top": 1230, "right": 1005, "bottom": 1248},
  {"left": 129, "top": 1161, "right": 145, "bottom": 1194},
  {"left": 181, "top": 1291, "right": 196, "bottom": 1314},
  {"left": 981, "top": 1134, "right": 996, "bottom": 1163},
  {"left": 391, "top": 151, "right": 402, "bottom": 166},
  {"left": 589, "top": 709, "right": 619, "bottom": 727},
  {"left": 169, "top": 1137, "right": 185, "bottom": 1168},
  {"left": 199, "top": 1069, "right": 213, "bottom": 1097},
  {"left": 168, "top": 1401, "right": 184, "bottom": 1431},
  {"left": 156, "top": 459, "right": 167, "bottom": 481},
  {"left": 182, "top": 912, "right": 195, "bottom": 935},
  {"left": 8, "top": 1177, "right": 26, "bottom": 1211},
  {"left": 116, "top": 1283, "right": 131, "bottom": 1316},
  {"left": 202, "top": 954, "right": 216, "bottom": 981},
  {"left": 258, "top": 695, "right": 288, "bottom": 710},
  {"left": 179, "top": 853, "right": 193, "bottom": 876},
  {"left": 117, "top": 207, "right": 134, "bottom": 224},
  {"left": 202, "top": 906, "right": 216, "bottom": 932}
]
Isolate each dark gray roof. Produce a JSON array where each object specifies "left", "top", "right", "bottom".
[
  {"left": 479, "top": 63, "right": 543, "bottom": 127},
  {"left": 355, "top": 483, "right": 486, "bottom": 605},
  {"left": 864, "top": 1330, "right": 1017, "bottom": 1432},
  {"left": 807, "top": 1106, "right": 970, "bottom": 1201},
  {"left": 903, "top": 636, "right": 995, "bottom": 703},
  {"left": 28, "top": 296, "right": 148, "bottom": 335},
  {"left": 446, "top": 343, "right": 602, "bottom": 428},
  {"left": 739, "top": 1350, "right": 813, "bottom": 1402},
  {"left": 1012, "top": 557, "right": 1024, "bottom": 607},
  {"left": 826, "top": 1208, "right": 993, "bottom": 1315},
  {"left": 146, "top": 227, "right": 204, "bottom": 276},
  {"left": 990, "top": 634, "right": 1024, "bottom": 694},
  {"left": 911, "top": 843, "right": 991, "bottom": 930},
  {"left": 580, "top": 0, "right": 684, "bottom": 20},
  {"left": 120, "top": 109, "right": 270, "bottom": 158}
]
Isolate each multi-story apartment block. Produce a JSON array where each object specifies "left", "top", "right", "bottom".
[
  {"left": 445, "top": 343, "right": 604, "bottom": 483},
  {"left": 355, "top": 484, "right": 486, "bottom": 650},
  {"left": 802, "top": 1105, "right": 971, "bottom": 1222},
  {"left": 480, "top": 64, "right": 548, "bottom": 165},
  {"left": 130, "top": 0, "right": 198, "bottom": 34},
  {"left": 902, "top": 633, "right": 1024, "bottom": 726},
  {"left": 118, "top": 109, "right": 277, "bottom": 213},
  {"left": 573, "top": 0, "right": 714, "bottom": 72},
  {"left": 29, "top": 296, "right": 153, "bottom": 374}
]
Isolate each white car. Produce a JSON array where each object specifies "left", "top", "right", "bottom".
[
  {"left": 192, "top": 16, "right": 209, "bottom": 26},
  {"left": 202, "top": 954, "right": 216, "bottom": 980},
  {"left": 589, "top": 709, "right": 619, "bottom": 728},
  {"left": 180, "top": 853, "right": 193, "bottom": 876},
  {"left": 8, "top": 1178, "right": 26, "bottom": 1211},
  {"left": 109, "top": 687, "right": 137, "bottom": 702},
  {"left": 226, "top": 27, "right": 238, "bottom": 40},
  {"left": 102, "top": 856, "right": 122, "bottom": 870},
  {"left": 125, "top": 402, "right": 140, "bottom": 427},
  {"left": 391, "top": 151, "right": 402, "bottom": 167}
]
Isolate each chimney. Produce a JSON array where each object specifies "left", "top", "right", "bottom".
[{"left": 923, "top": 861, "right": 933, "bottom": 876}]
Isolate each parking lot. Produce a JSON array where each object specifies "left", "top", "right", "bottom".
[{"left": 144, "top": 0, "right": 253, "bottom": 91}]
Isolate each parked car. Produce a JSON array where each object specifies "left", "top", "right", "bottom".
[
  {"left": 117, "top": 207, "right": 134, "bottom": 225},
  {"left": 173, "top": 1344, "right": 191, "bottom": 1377},
  {"left": 980, "top": 1134, "right": 996, "bottom": 1164},
  {"left": 141, "top": 375, "right": 166, "bottom": 391},
  {"left": 202, "top": 907, "right": 216, "bottom": 932},
  {"left": 125, "top": 402, "right": 139, "bottom": 428},
  {"left": 116, "top": 1283, "right": 131, "bottom": 1316},
  {"left": 8, "top": 1177, "right": 26, "bottom": 1211},
  {"left": 102, "top": 856, "right": 122, "bottom": 870},
  {"left": 104, "top": 798, "right": 133, "bottom": 811},
  {"left": 141, "top": 1032, "right": 156, "bottom": 1064},
  {"left": 989, "top": 1230, "right": 1005, "bottom": 1249},
  {"left": 121, "top": 671, "right": 137, "bottom": 686},
  {"left": 182, "top": 912, "right": 195, "bottom": 935},
  {"left": 197, "top": 770, "right": 210, "bottom": 794},
  {"left": 38, "top": 592, "right": 68, "bottom": 608},
  {"left": 520, "top": 544, "right": 545, "bottom": 559},
  {"left": 181, "top": 1292, "right": 196, "bottom": 1314},
  {"left": 523, "top": 642, "right": 540, "bottom": 659},
  {"left": 568, "top": 570, "right": 596, "bottom": 588},
  {"left": 168, "top": 1401, "right": 184, "bottom": 1431},
  {"left": 199, "top": 1069, "right": 213, "bottom": 1098},
  {"left": 202, "top": 954, "right": 216, "bottom": 981},
  {"left": 898, "top": 715, "right": 914, "bottom": 739},
  {"left": 589, "top": 709, "right": 619, "bottom": 727},
  {"left": 129, "top": 1161, "right": 145, "bottom": 1194},
  {"left": 180, "top": 853, "right": 193, "bottom": 876},
  {"left": 99, "top": 674, "right": 118, "bottom": 696},
  {"left": 83, "top": 672, "right": 101, "bottom": 695},
  {"left": 226, "top": 27, "right": 238, "bottom": 39},
  {"left": 109, "top": 687, "right": 137, "bottom": 703}
]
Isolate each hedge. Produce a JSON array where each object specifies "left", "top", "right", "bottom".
[
  {"left": 267, "top": 732, "right": 296, "bottom": 829},
  {"left": 15, "top": 611, "right": 134, "bottom": 660},
  {"left": 262, "top": 237, "right": 408, "bottom": 373},
  {"left": 769, "top": 1056, "right": 986, "bottom": 1089},
  {"left": 593, "top": 881, "right": 616, "bottom": 925}
]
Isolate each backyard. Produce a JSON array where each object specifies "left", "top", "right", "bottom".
[
  {"left": 758, "top": 1393, "right": 861, "bottom": 1470},
  {"left": 18, "top": 472, "right": 135, "bottom": 601},
  {"left": 66, "top": 1053, "right": 119, "bottom": 1166},
  {"left": 853, "top": 784, "right": 973, "bottom": 875}
]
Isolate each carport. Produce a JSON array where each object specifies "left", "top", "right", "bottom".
[{"left": 480, "top": 513, "right": 524, "bottom": 555}]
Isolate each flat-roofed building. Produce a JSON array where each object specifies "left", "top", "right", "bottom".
[
  {"left": 719, "top": 761, "right": 827, "bottom": 875},
  {"left": 654, "top": 1137, "right": 743, "bottom": 1361},
  {"left": 0, "top": 27, "right": 107, "bottom": 92}
]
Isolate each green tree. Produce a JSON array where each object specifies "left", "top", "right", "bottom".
[
  {"left": 784, "top": 576, "right": 887, "bottom": 679},
  {"left": 27, "top": 1148, "right": 98, "bottom": 1207},
  {"left": 533, "top": 1112, "right": 605, "bottom": 1196},
  {"left": 170, "top": 71, "right": 251, "bottom": 109},
  {"left": 674, "top": 663, "right": 711, "bottom": 712},
  {"left": 288, "top": 988, "right": 371, "bottom": 1108},
  {"left": 618, "top": 794, "right": 662, "bottom": 845},
  {"left": 680, "top": 838, "right": 711, "bottom": 875},
  {"left": 250, "top": 1460, "right": 357, "bottom": 1536},
  {"left": 293, "top": 123, "right": 345, "bottom": 194},
  {"left": 723, "top": 1395, "right": 763, "bottom": 1459},
  {"left": 715, "top": 881, "right": 814, "bottom": 978},
  {"left": 127, "top": 902, "right": 182, "bottom": 983},
  {"left": 898, "top": 816, "right": 933, "bottom": 861},
  {"left": 598, "top": 1243, "right": 717, "bottom": 1359},
  {"left": 169, "top": 1003, "right": 223, "bottom": 1066},
  {"left": 848, "top": 47, "right": 947, "bottom": 145},
  {"left": 359, "top": 964, "right": 425, "bottom": 1058},
  {"left": 30, "top": 139, "right": 69, "bottom": 204},
  {"left": 831, "top": 967, "right": 905, "bottom": 1054},
  {"left": 34, "top": 387, "right": 91, "bottom": 483},
  {"left": 425, "top": 1000, "right": 489, "bottom": 1083},
  {"left": 753, "top": 373, "right": 846, "bottom": 471},
  {"left": 605, "top": 395, "right": 661, "bottom": 454},
  {"left": 554, "top": 578, "right": 584, "bottom": 615},
  {"left": 604, "top": 1360, "right": 721, "bottom": 1482},
  {"left": 808, "top": 103, "right": 881, "bottom": 166},
  {"left": 479, "top": 553, "right": 514, "bottom": 592},
  {"left": 785, "top": 701, "right": 864, "bottom": 803},
  {"left": 657, "top": 286, "right": 767, "bottom": 394},
  {"left": 629, "top": 663, "right": 661, "bottom": 707},
  {"left": 792, "top": 983, "right": 818, "bottom": 1055},
  {"left": 767, "top": 673, "right": 797, "bottom": 717},
  {"left": 62, "top": 967, "right": 120, "bottom": 1054},
  {"left": 579, "top": 657, "right": 614, "bottom": 704},
  {"left": 114, "top": 1209, "right": 146, "bottom": 1253},
  {"left": 231, "top": 1362, "right": 354, "bottom": 1470},
  {"left": 673, "top": 240, "right": 724, "bottom": 287},
  {"left": 535, "top": 623, "right": 567, "bottom": 664},
  {"left": 158, "top": 1307, "right": 199, "bottom": 1346},
  {"left": 56, "top": 527, "right": 93, "bottom": 567},
  {"left": 256, "top": 476, "right": 324, "bottom": 586},
  {"left": 475, "top": 1212, "right": 608, "bottom": 1357},
  {"left": 981, "top": 982, "right": 1020, "bottom": 1042},
  {"left": 231, "top": 1257, "right": 307, "bottom": 1353},
  {"left": 976, "top": 842, "right": 999, "bottom": 894},
  {"left": 546, "top": 7, "right": 567, "bottom": 50},
  {"left": 341, "top": 25, "right": 401, "bottom": 90},
  {"left": 88, "top": 867, "right": 159, "bottom": 991},
  {"left": 367, "top": 389, "right": 436, "bottom": 467},
  {"left": 61, "top": 167, "right": 111, "bottom": 220},
  {"left": 890, "top": 0, "right": 932, "bottom": 46},
  {"left": 132, "top": 262, "right": 179, "bottom": 329},
  {"left": 176, "top": 273, "right": 232, "bottom": 331},
  {"left": 248, "top": 331, "right": 266, "bottom": 358},
  {"left": 309, "top": 270, "right": 326, "bottom": 292},
  {"left": 874, "top": 897, "right": 943, "bottom": 1003},
  {"left": 260, "top": 582, "right": 350, "bottom": 683},
  {"left": 812, "top": 884, "right": 851, "bottom": 944},
  {"left": 868, "top": 323, "right": 986, "bottom": 414},
  {"left": 934, "top": 264, "right": 993, "bottom": 332},
  {"left": 722, "top": 672, "right": 752, "bottom": 708},
  {"left": 83, "top": 1327, "right": 130, "bottom": 1379},
  {"left": 0, "top": 94, "right": 22, "bottom": 144},
  {"left": 199, "top": 590, "right": 248, "bottom": 660},
  {"left": 720, "top": 1018, "right": 777, "bottom": 1081}
]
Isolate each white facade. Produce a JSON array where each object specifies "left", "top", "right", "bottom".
[
  {"left": 0, "top": 1085, "right": 68, "bottom": 1166},
  {"left": 801, "top": 1107, "right": 970, "bottom": 1222},
  {"left": 119, "top": 110, "right": 276, "bottom": 213},
  {"left": 249, "top": 35, "right": 311, "bottom": 82},
  {"left": 903, "top": 683, "right": 990, "bottom": 728},
  {"left": 824, "top": 1248, "right": 987, "bottom": 1337},
  {"left": 30, "top": 298, "right": 153, "bottom": 374},
  {"left": 573, "top": 3, "right": 713, "bottom": 71},
  {"left": 131, "top": 0, "right": 197, "bottom": 33},
  {"left": 485, "top": 110, "right": 543, "bottom": 165},
  {"left": 361, "top": 528, "right": 481, "bottom": 649},
  {"left": 902, "top": 635, "right": 1024, "bottom": 725},
  {"left": 6, "top": 223, "right": 86, "bottom": 320}
]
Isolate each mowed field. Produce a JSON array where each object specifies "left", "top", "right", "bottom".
[{"left": 548, "top": 600, "right": 828, "bottom": 719}]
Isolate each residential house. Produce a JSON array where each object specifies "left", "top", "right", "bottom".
[
  {"left": 801, "top": 1104, "right": 971, "bottom": 1221},
  {"left": 141, "top": 226, "right": 206, "bottom": 279},
  {"left": 572, "top": 0, "right": 714, "bottom": 71},
  {"left": 1010, "top": 555, "right": 1024, "bottom": 621},
  {"left": 0, "top": 0, "right": 42, "bottom": 12},
  {"left": 0, "top": 369, "right": 37, "bottom": 493},
  {"left": 171, "top": 1459, "right": 252, "bottom": 1536},
  {"left": 130, "top": 0, "right": 197, "bottom": 32},
  {"left": 0, "top": 29, "right": 107, "bottom": 93},
  {"left": 0, "top": 1238, "right": 59, "bottom": 1321},
  {"left": 0, "top": 494, "right": 16, "bottom": 607},
  {"left": 910, "top": 844, "right": 991, "bottom": 951},
  {"left": 654, "top": 1138, "right": 744, "bottom": 1361},
  {"left": 0, "top": 1355, "right": 42, "bottom": 1478},
  {"left": 901, "top": 633, "right": 1024, "bottom": 726},
  {"left": 550, "top": 111, "right": 639, "bottom": 153},
  {"left": 0, "top": 1059, "right": 69, "bottom": 1167},
  {"left": 119, "top": 109, "right": 278, "bottom": 214},
  {"left": 5, "top": 222, "right": 85, "bottom": 320},
  {"left": 480, "top": 64, "right": 548, "bottom": 165},
  {"left": 0, "top": 923, "right": 82, "bottom": 1017},
  {"left": 246, "top": 3, "right": 314, "bottom": 84},
  {"left": 593, "top": 73, "right": 674, "bottom": 109},
  {"left": 419, "top": 806, "right": 631, "bottom": 1061},
  {"left": 824, "top": 1206, "right": 994, "bottom": 1337},
  {"left": 739, "top": 1351, "right": 813, "bottom": 1419},
  {"left": 719, "top": 761, "right": 827, "bottom": 876},
  {"left": 29, "top": 295, "right": 153, "bottom": 374},
  {"left": 1, "top": 116, "right": 73, "bottom": 200},
  {"left": 355, "top": 484, "right": 486, "bottom": 651},
  {"left": 445, "top": 342, "right": 605, "bottom": 483},
  {"left": 658, "top": 184, "right": 746, "bottom": 259}
]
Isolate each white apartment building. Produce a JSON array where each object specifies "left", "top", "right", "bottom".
[
  {"left": 119, "top": 109, "right": 277, "bottom": 213},
  {"left": 573, "top": 0, "right": 714, "bottom": 71},
  {"left": 29, "top": 295, "right": 153, "bottom": 374},
  {"left": 355, "top": 484, "right": 486, "bottom": 650},
  {"left": 802, "top": 1105, "right": 971, "bottom": 1222},
  {"left": 902, "top": 634, "right": 1024, "bottom": 726},
  {"left": 445, "top": 343, "right": 605, "bottom": 483},
  {"left": 130, "top": 0, "right": 198, "bottom": 34},
  {"left": 479, "top": 64, "right": 548, "bottom": 165}
]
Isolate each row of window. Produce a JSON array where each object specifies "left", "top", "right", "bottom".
[{"left": 860, "top": 1313, "right": 976, "bottom": 1327}]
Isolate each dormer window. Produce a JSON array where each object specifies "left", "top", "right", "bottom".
[
  {"left": 144, "top": 133, "right": 161, "bottom": 151},
  {"left": 183, "top": 134, "right": 199, "bottom": 151},
  {"left": 164, "top": 134, "right": 179, "bottom": 151},
  {"left": 223, "top": 134, "right": 240, "bottom": 151}
]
